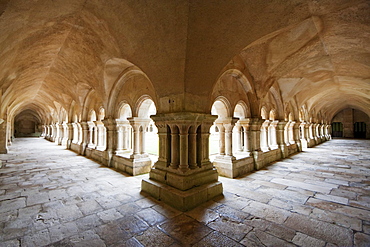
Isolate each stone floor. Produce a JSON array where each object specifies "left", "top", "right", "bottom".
[{"left": 0, "top": 138, "right": 369, "bottom": 247}]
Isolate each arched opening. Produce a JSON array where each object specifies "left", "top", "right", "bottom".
[
  {"left": 87, "top": 110, "right": 97, "bottom": 148},
  {"left": 135, "top": 98, "right": 158, "bottom": 163},
  {"left": 232, "top": 102, "right": 250, "bottom": 158},
  {"left": 209, "top": 98, "right": 231, "bottom": 160},
  {"left": 96, "top": 108, "right": 107, "bottom": 151},
  {"left": 260, "top": 107, "right": 269, "bottom": 152},
  {"left": 14, "top": 110, "right": 41, "bottom": 138},
  {"left": 116, "top": 103, "right": 133, "bottom": 154}
]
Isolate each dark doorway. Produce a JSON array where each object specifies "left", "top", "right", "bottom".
[
  {"left": 332, "top": 122, "right": 343, "bottom": 137},
  {"left": 354, "top": 122, "right": 366, "bottom": 139}
]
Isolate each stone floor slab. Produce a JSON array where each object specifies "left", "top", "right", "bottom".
[{"left": 0, "top": 138, "right": 369, "bottom": 246}]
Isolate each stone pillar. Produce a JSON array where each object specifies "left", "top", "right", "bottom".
[
  {"left": 129, "top": 118, "right": 151, "bottom": 159},
  {"left": 250, "top": 118, "right": 264, "bottom": 169},
  {"left": 102, "top": 118, "right": 117, "bottom": 167},
  {"left": 87, "top": 122, "right": 96, "bottom": 148},
  {"left": 300, "top": 122, "right": 308, "bottom": 150},
  {"left": 239, "top": 119, "right": 251, "bottom": 154},
  {"left": 268, "top": 120, "right": 279, "bottom": 150},
  {"left": 277, "top": 121, "right": 288, "bottom": 158},
  {"left": 293, "top": 122, "right": 302, "bottom": 151},
  {"left": 142, "top": 112, "right": 222, "bottom": 212},
  {"left": 61, "top": 122, "right": 68, "bottom": 147},
  {"left": 215, "top": 123, "right": 225, "bottom": 155},
  {"left": 80, "top": 121, "right": 89, "bottom": 155},
  {"left": 66, "top": 123, "right": 74, "bottom": 149},
  {"left": 260, "top": 120, "right": 270, "bottom": 152},
  {"left": 188, "top": 126, "right": 198, "bottom": 169},
  {"left": 0, "top": 119, "right": 8, "bottom": 154},
  {"left": 95, "top": 121, "right": 106, "bottom": 150}
]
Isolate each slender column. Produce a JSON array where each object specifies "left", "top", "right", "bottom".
[
  {"left": 116, "top": 125, "right": 124, "bottom": 152},
  {"left": 224, "top": 123, "right": 234, "bottom": 156},
  {"left": 216, "top": 123, "right": 225, "bottom": 155},
  {"left": 87, "top": 122, "right": 95, "bottom": 148},
  {"left": 169, "top": 124, "right": 179, "bottom": 169},
  {"left": 199, "top": 121, "right": 213, "bottom": 166},
  {"left": 239, "top": 119, "right": 251, "bottom": 154},
  {"left": 179, "top": 124, "right": 190, "bottom": 172},
  {"left": 234, "top": 123, "right": 242, "bottom": 152},
  {"left": 188, "top": 126, "right": 198, "bottom": 169},
  {"left": 140, "top": 121, "right": 150, "bottom": 154},
  {"left": 293, "top": 122, "right": 302, "bottom": 151},
  {"left": 132, "top": 124, "right": 140, "bottom": 155},
  {"left": 269, "top": 120, "right": 279, "bottom": 150},
  {"left": 155, "top": 123, "right": 170, "bottom": 165},
  {"left": 260, "top": 120, "right": 270, "bottom": 152}
]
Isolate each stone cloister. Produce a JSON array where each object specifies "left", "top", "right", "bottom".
[{"left": 0, "top": 0, "right": 369, "bottom": 246}]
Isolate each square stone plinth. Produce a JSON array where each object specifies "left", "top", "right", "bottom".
[{"left": 141, "top": 179, "right": 223, "bottom": 212}]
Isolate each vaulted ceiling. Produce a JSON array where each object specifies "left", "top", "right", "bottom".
[{"left": 0, "top": 0, "right": 369, "bottom": 122}]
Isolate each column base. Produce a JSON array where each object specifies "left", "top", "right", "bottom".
[
  {"left": 213, "top": 156, "right": 254, "bottom": 178},
  {"left": 141, "top": 178, "right": 222, "bottom": 212},
  {"left": 111, "top": 154, "right": 152, "bottom": 175}
]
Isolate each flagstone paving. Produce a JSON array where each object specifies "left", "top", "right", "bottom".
[{"left": 0, "top": 138, "right": 369, "bottom": 246}]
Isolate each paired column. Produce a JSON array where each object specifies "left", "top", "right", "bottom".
[
  {"left": 260, "top": 120, "right": 270, "bottom": 152},
  {"left": 129, "top": 118, "right": 150, "bottom": 158},
  {"left": 214, "top": 118, "right": 237, "bottom": 158}
]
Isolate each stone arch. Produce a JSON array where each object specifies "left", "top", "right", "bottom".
[
  {"left": 135, "top": 95, "right": 157, "bottom": 118},
  {"left": 233, "top": 101, "right": 250, "bottom": 119},
  {"left": 211, "top": 96, "right": 232, "bottom": 119}
]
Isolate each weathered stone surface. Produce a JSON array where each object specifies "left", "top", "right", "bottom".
[
  {"left": 292, "top": 232, "right": 326, "bottom": 247},
  {"left": 0, "top": 138, "right": 369, "bottom": 246},
  {"left": 135, "top": 226, "right": 175, "bottom": 247},
  {"left": 159, "top": 215, "right": 212, "bottom": 245},
  {"left": 284, "top": 213, "right": 353, "bottom": 246}
]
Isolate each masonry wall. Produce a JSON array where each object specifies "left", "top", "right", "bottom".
[{"left": 332, "top": 109, "right": 370, "bottom": 139}]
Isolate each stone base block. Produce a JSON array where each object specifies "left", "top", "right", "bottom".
[
  {"left": 112, "top": 155, "right": 152, "bottom": 176},
  {"left": 213, "top": 156, "right": 254, "bottom": 178},
  {"left": 141, "top": 178, "right": 223, "bottom": 211},
  {"left": 149, "top": 166, "right": 218, "bottom": 190}
]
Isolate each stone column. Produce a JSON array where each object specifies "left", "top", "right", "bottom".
[
  {"left": 239, "top": 119, "right": 251, "bottom": 154},
  {"left": 142, "top": 112, "right": 221, "bottom": 212},
  {"left": 268, "top": 120, "right": 279, "bottom": 150},
  {"left": 300, "top": 122, "right": 308, "bottom": 150},
  {"left": 179, "top": 124, "right": 190, "bottom": 172},
  {"left": 102, "top": 118, "right": 117, "bottom": 167},
  {"left": 169, "top": 124, "right": 179, "bottom": 168},
  {"left": 294, "top": 122, "right": 302, "bottom": 151},
  {"left": 188, "top": 125, "right": 198, "bottom": 169},
  {"left": 260, "top": 120, "right": 270, "bottom": 152},
  {"left": 277, "top": 121, "right": 288, "bottom": 158},
  {"left": 215, "top": 122, "right": 225, "bottom": 155},
  {"left": 66, "top": 123, "right": 74, "bottom": 149},
  {"left": 129, "top": 118, "right": 151, "bottom": 158},
  {"left": 249, "top": 118, "right": 264, "bottom": 169},
  {"left": 87, "top": 122, "right": 96, "bottom": 148},
  {"left": 234, "top": 123, "right": 243, "bottom": 153},
  {"left": 61, "top": 122, "right": 68, "bottom": 147},
  {"left": 224, "top": 122, "right": 234, "bottom": 157},
  {"left": 95, "top": 121, "right": 106, "bottom": 150},
  {"left": 0, "top": 119, "right": 8, "bottom": 154},
  {"left": 80, "top": 121, "right": 89, "bottom": 155}
]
